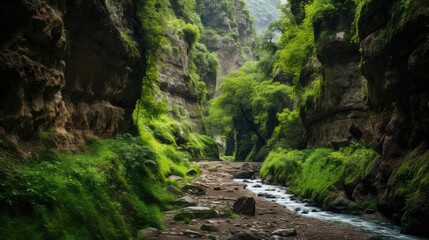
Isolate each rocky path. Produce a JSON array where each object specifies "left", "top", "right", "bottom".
[{"left": 145, "top": 161, "right": 370, "bottom": 240}]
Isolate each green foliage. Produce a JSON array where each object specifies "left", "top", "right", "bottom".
[
  {"left": 0, "top": 134, "right": 190, "bottom": 239},
  {"left": 260, "top": 145, "right": 378, "bottom": 207},
  {"left": 118, "top": 28, "right": 140, "bottom": 58},
  {"left": 260, "top": 148, "right": 305, "bottom": 183},
  {"left": 389, "top": 151, "right": 429, "bottom": 226},
  {"left": 299, "top": 78, "right": 322, "bottom": 110},
  {"left": 268, "top": 108, "right": 305, "bottom": 149},
  {"left": 182, "top": 23, "right": 200, "bottom": 48}
]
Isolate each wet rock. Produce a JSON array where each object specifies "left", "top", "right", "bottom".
[
  {"left": 242, "top": 179, "right": 251, "bottom": 183},
  {"left": 328, "top": 193, "right": 352, "bottom": 213},
  {"left": 226, "top": 232, "right": 259, "bottom": 240},
  {"left": 271, "top": 228, "right": 297, "bottom": 237},
  {"left": 186, "top": 168, "right": 198, "bottom": 176},
  {"left": 253, "top": 184, "right": 262, "bottom": 188},
  {"left": 137, "top": 227, "right": 161, "bottom": 240},
  {"left": 235, "top": 172, "right": 255, "bottom": 179},
  {"left": 311, "top": 209, "right": 320, "bottom": 213},
  {"left": 232, "top": 196, "right": 256, "bottom": 216},
  {"left": 183, "top": 184, "right": 206, "bottom": 196},
  {"left": 301, "top": 210, "right": 309, "bottom": 214},
  {"left": 167, "top": 185, "right": 181, "bottom": 195},
  {"left": 173, "top": 196, "right": 197, "bottom": 206},
  {"left": 200, "top": 224, "right": 219, "bottom": 232},
  {"left": 257, "top": 193, "right": 276, "bottom": 199},
  {"left": 174, "top": 206, "right": 217, "bottom": 221}
]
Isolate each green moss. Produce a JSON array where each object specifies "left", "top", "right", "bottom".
[
  {"left": 0, "top": 134, "right": 190, "bottom": 239},
  {"left": 260, "top": 145, "right": 378, "bottom": 207},
  {"left": 389, "top": 151, "right": 429, "bottom": 225},
  {"left": 118, "top": 28, "right": 140, "bottom": 58}
]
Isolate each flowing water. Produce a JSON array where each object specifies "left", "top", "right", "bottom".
[{"left": 235, "top": 179, "right": 426, "bottom": 240}]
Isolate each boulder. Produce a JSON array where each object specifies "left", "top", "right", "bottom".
[
  {"left": 200, "top": 224, "right": 219, "bottom": 232},
  {"left": 232, "top": 196, "right": 256, "bottom": 216},
  {"left": 173, "top": 196, "right": 197, "bottom": 206},
  {"left": 182, "top": 184, "right": 206, "bottom": 196},
  {"left": 271, "top": 228, "right": 297, "bottom": 237},
  {"left": 186, "top": 168, "right": 198, "bottom": 176},
  {"left": 137, "top": 227, "right": 161, "bottom": 240},
  {"left": 167, "top": 185, "right": 181, "bottom": 195},
  {"left": 174, "top": 206, "right": 217, "bottom": 221},
  {"left": 234, "top": 171, "right": 255, "bottom": 179}
]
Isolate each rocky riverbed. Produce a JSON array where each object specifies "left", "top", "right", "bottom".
[{"left": 141, "top": 161, "right": 370, "bottom": 239}]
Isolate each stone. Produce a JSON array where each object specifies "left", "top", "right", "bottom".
[
  {"left": 234, "top": 172, "right": 255, "bottom": 179},
  {"left": 253, "top": 184, "right": 262, "bottom": 188},
  {"left": 167, "top": 185, "right": 181, "bottom": 195},
  {"left": 174, "top": 206, "right": 217, "bottom": 221},
  {"left": 184, "top": 229, "right": 204, "bottom": 238},
  {"left": 270, "top": 235, "right": 287, "bottom": 240},
  {"left": 226, "top": 232, "right": 259, "bottom": 240},
  {"left": 214, "top": 186, "right": 222, "bottom": 191},
  {"left": 168, "top": 175, "right": 183, "bottom": 181},
  {"left": 173, "top": 196, "right": 197, "bottom": 206},
  {"left": 232, "top": 196, "right": 256, "bottom": 216},
  {"left": 187, "top": 168, "right": 198, "bottom": 176},
  {"left": 137, "top": 227, "right": 161, "bottom": 240},
  {"left": 182, "top": 184, "right": 206, "bottom": 196},
  {"left": 257, "top": 193, "right": 276, "bottom": 199},
  {"left": 200, "top": 224, "right": 219, "bottom": 232},
  {"left": 271, "top": 228, "right": 297, "bottom": 237}
]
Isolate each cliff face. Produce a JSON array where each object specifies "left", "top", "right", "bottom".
[
  {"left": 157, "top": 24, "right": 205, "bottom": 133},
  {"left": 358, "top": 0, "right": 429, "bottom": 236},
  {"left": 0, "top": 0, "right": 143, "bottom": 157},
  {"left": 196, "top": 0, "right": 254, "bottom": 94},
  {"left": 299, "top": 0, "right": 372, "bottom": 148}
]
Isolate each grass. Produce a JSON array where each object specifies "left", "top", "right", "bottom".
[
  {"left": 260, "top": 145, "right": 378, "bottom": 207},
  {"left": 0, "top": 133, "right": 191, "bottom": 239}
]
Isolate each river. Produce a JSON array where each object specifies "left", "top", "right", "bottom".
[{"left": 236, "top": 179, "right": 427, "bottom": 240}]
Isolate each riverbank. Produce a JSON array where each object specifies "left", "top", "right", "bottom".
[{"left": 152, "top": 161, "right": 369, "bottom": 239}]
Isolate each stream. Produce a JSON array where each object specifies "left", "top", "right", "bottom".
[{"left": 235, "top": 179, "right": 426, "bottom": 240}]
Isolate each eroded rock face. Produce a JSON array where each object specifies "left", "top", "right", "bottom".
[
  {"left": 0, "top": 0, "right": 142, "bottom": 157},
  {"left": 300, "top": 0, "right": 372, "bottom": 148},
  {"left": 358, "top": 0, "right": 429, "bottom": 236}
]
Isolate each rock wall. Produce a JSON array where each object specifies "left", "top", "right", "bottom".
[
  {"left": 0, "top": 0, "right": 143, "bottom": 157},
  {"left": 157, "top": 26, "right": 205, "bottom": 133},
  {"left": 358, "top": 0, "right": 429, "bottom": 236},
  {"left": 196, "top": 0, "right": 254, "bottom": 93},
  {"left": 299, "top": 0, "right": 372, "bottom": 148}
]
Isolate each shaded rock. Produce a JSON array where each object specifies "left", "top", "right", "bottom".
[
  {"left": 187, "top": 168, "right": 198, "bottom": 176},
  {"left": 137, "top": 227, "right": 161, "bottom": 240},
  {"left": 200, "top": 224, "right": 219, "bottom": 232},
  {"left": 270, "top": 235, "right": 287, "bottom": 240},
  {"left": 173, "top": 196, "right": 197, "bottom": 206},
  {"left": 214, "top": 186, "right": 222, "bottom": 191},
  {"left": 232, "top": 196, "right": 256, "bottom": 216},
  {"left": 174, "top": 206, "right": 217, "bottom": 221},
  {"left": 184, "top": 229, "right": 204, "bottom": 238},
  {"left": 328, "top": 193, "right": 352, "bottom": 213},
  {"left": 167, "top": 185, "right": 181, "bottom": 195},
  {"left": 183, "top": 184, "right": 206, "bottom": 196},
  {"left": 226, "top": 232, "right": 259, "bottom": 240},
  {"left": 271, "top": 228, "right": 297, "bottom": 237},
  {"left": 235, "top": 172, "right": 255, "bottom": 179}
]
